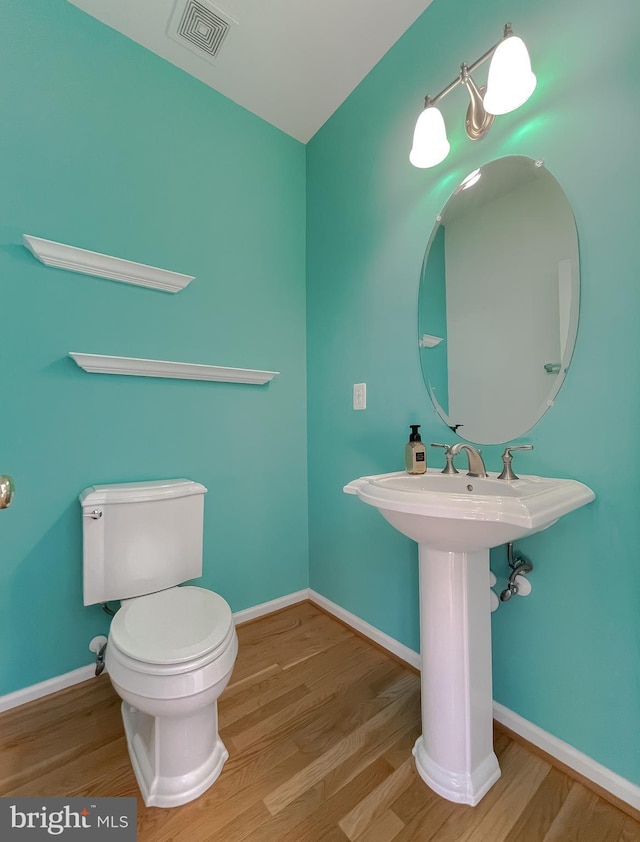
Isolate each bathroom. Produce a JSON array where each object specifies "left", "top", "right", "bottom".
[{"left": 1, "top": 0, "right": 639, "bottom": 834}]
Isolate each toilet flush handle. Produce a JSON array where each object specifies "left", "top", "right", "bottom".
[{"left": 83, "top": 509, "right": 102, "bottom": 519}]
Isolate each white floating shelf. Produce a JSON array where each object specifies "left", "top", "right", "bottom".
[
  {"left": 69, "top": 353, "right": 279, "bottom": 385},
  {"left": 23, "top": 235, "right": 194, "bottom": 293}
]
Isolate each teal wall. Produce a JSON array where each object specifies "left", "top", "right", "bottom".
[
  {"left": 307, "top": 0, "right": 640, "bottom": 786},
  {"left": 0, "top": 1, "right": 307, "bottom": 694}
]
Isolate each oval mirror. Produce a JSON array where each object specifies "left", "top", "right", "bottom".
[{"left": 418, "top": 156, "right": 580, "bottom": 444}]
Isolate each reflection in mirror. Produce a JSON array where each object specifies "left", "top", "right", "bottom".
[{"left": 418, "top": 156, "right": 580, "bottom": 444}]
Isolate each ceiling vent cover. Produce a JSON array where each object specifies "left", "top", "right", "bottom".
[{"left": 168, "top": 0, "right": 234, "bottom": 63}]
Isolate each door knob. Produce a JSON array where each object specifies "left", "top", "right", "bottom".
[{"left": 0, "top": 475, "right": 15, "bottom": 509}]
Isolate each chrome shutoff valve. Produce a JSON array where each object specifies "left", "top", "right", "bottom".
[
  {"left": 499, "top": 542, "right": 534, "bottom": 602},
  {"left": 89, "top": 636, "right": 108, "bottom": 676}
]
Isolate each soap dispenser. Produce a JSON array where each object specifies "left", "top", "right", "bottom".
[{"left": 405, "top": 425, "right": 427, "bottom": 474}]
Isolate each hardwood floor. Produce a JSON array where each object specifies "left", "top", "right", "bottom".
[{"left": 1, "top": 601, "right": 638, "bottom": 841}]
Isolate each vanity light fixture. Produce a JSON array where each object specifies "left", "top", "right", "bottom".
[{"left": 409, "top": 23, "right": 536, "bottom": 169}]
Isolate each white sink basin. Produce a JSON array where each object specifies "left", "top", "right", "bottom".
[{"left": 344, "top": 469, "right": 595, "bottom": 551}]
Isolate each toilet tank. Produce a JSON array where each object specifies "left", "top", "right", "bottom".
[{"left": 80, "top": 479, "right": 208, "bottom": 606}]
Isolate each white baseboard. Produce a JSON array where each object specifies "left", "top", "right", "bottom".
[
  {"left": 308, "top": 589, "right": 421, "bottom": 670},
  {"left": 0, "top": 664, "right": 97, "bottom": 713},
  {"left": 493, "top": 702, "right": 640, "bottom": 811},
  {"left": 2, "top": 587, "right": 638, "bottom": 814},
  {"left": 232, "top": 589, "right": 310, "bottom": 625}
]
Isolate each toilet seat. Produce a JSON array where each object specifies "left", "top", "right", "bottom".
[
  {"left": 110, "top": 585, "right": 233, "bottom": 666},
  {"left": 106, "top": 586, "right": 238, "bottom": 699}
]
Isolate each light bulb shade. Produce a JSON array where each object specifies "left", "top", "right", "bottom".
[
  {"left": 483, "top": 36, "right": 536, "bottom": 116},
  {"left": 409, "top": 106, "right": 450, "bottom": 168}
]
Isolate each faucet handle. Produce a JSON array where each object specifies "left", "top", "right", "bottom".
[
  {"left": 430, "top": 443, "right": 459, "bottom": 475},
  {"left": 498, "top": 445, "right": 533, "bottom": 481}
]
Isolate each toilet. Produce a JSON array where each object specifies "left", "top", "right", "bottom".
[{"left": 80, "top": 478, "right": 238, "bottom": 808}]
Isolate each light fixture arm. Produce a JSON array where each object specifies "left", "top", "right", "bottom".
[{"left": 460, "top": 63, "right": 494, "bottom": 140}]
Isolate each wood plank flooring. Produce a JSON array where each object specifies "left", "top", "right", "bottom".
[{"left": 1, "top": 601, "right": 638, "bottom": 841}]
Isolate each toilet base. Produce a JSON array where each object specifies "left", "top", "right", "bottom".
[{"left": 121, "top": 700, "right": 229, "bottom": 808}]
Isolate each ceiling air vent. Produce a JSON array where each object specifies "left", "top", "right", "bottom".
[{"left": 167, "top": 0, "right": 235, "bottom": 63}]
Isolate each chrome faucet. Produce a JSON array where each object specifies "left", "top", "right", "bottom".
[{"left": 449, "top": 443, "right": 488, "bottom": 477}]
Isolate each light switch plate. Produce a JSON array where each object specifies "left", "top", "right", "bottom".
[{"left": 353, "top": 383, "right": 366, "bottom": 410}]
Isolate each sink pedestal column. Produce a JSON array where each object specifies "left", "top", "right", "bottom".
[{"left": 412, "top": 546, "right": 500, "bottom": 805}]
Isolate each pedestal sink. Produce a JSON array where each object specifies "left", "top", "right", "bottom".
[{"left": 344, "top": 468, "right": 595, "bottom": 805}]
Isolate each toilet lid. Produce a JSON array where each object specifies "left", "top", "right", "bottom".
[{"left": 110, "top": 586, "right": 233, "bottom": 665}]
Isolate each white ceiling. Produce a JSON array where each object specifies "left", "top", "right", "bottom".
[{"left": 67, "top": 0, "right": 433, "bottom": 142}]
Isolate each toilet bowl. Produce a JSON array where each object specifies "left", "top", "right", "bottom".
[
  {"left": 105, "top": 586, "right": 238, "bottom": 807},
  {"left": 80, "top": 479, "right": 238, "bottom": 808}
]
